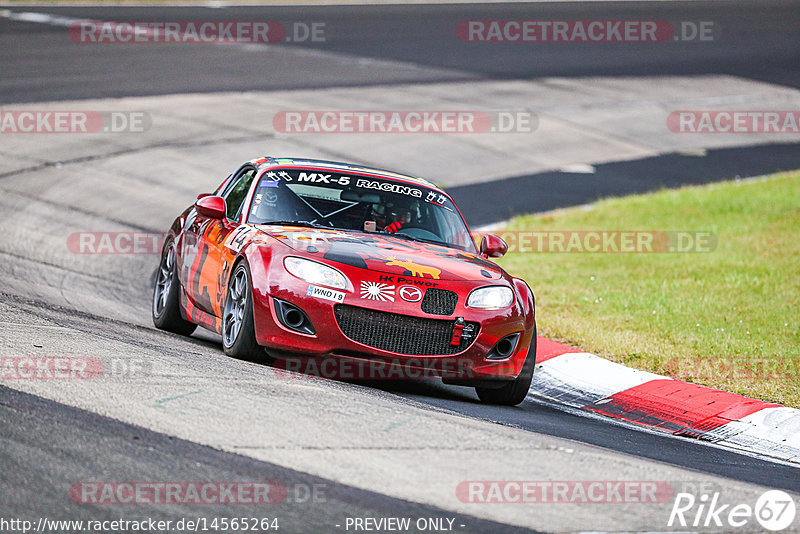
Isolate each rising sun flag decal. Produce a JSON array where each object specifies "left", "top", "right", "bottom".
[{"left": 360, "top": 281, "right": 395, "bottom": 302}]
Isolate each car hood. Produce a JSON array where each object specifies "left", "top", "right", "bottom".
[{"left": 257, "top": 226, "right": 504, "bottom": 282}]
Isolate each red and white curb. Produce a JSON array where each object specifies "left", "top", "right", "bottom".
[{"left": 530, "top": 337, "right": 800, "bottom": 464}]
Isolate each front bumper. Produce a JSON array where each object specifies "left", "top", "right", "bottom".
[{"left": 249, "top": 269, "right": 533, "bottom": 382}]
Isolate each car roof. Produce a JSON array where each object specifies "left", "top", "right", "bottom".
[{"left": 248, "top": 156, "right": 444, "bottom": 193}]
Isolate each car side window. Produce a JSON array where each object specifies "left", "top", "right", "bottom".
[{"left": 223, "top": 168, "right": 256, "bottom": 221}]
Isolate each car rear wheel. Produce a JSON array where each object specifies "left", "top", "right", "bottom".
[
  {"left": 222, "top": 261, "right": 263, "bottom": 361},
  {"left": 475, "top": 327, "right": 537, "bottom": 406},
  {"left": 152, "top": 237, "right": 197, "bottom": 336}
]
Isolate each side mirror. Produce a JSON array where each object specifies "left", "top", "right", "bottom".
[
  {"left": 480, "top": 234, "right": 508, "bottom": 258},
  {"left": 195, "top": 195, "right": 226, "bottom": 219}
]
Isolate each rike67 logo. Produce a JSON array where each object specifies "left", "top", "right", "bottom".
[{"left": 669, "top": 489, "right": 797, "bottom": 531}]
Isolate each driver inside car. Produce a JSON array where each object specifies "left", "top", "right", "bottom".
[{"left": 385, "top": 206, "right": 412, "bottom": 233}]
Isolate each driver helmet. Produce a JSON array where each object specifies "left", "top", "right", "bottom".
[{"left": 389, "top": 206, "right": 412, "bottom": 225}]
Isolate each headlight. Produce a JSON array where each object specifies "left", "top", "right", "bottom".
[
  {"left": 284, "top": 257, "right": 348, "bottom": 290},
  {"left": 467, "top": 286, "right": 514, "bottom": 309}
]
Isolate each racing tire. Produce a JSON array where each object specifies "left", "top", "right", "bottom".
[
  {"left": 152, "top": 237, "right": 197, "bottom": 336},
  {"left": 475, "top": 327, "right": 537, "bottom": 406},
  {"left": 222, "top": 261, "right": 263, "bottom": 361}
]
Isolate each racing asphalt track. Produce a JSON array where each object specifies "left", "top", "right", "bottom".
[{"left": 1, "top": 1, "right": 800, "bottom": 532}]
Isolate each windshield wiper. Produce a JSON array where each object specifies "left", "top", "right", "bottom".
[
  {"left": 379, "top": 231, "right": 440, "bottom": 246},
  {"left": 260, "top": 220, "right": 333, "bottom": 229}
]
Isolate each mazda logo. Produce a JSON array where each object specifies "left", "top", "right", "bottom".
[{"left": 399, "top": 286, "right": 423, "bottom": 302}]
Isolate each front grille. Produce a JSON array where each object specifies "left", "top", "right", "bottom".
[
  {"left": 421, "top": 288, "right": 458, "bottom": 316},
  {"left": 334, "top": 305, "right": 478, "bottom": 355}
]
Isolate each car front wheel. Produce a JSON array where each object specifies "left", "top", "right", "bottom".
[{"left": 222, "top": 261, "right": 263, "bottom": 361}]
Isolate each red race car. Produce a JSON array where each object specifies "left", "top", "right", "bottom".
[{"left": 152, "top": 157, "right": 536, "bottom": 405}]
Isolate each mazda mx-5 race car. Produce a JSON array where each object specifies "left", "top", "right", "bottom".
[{"left": 152, "top": 157, "right": 536, "bottom": 405}]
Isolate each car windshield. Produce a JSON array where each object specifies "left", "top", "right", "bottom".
[{"left": 247, "top": 168, "right": 476, "bottom": 253}]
